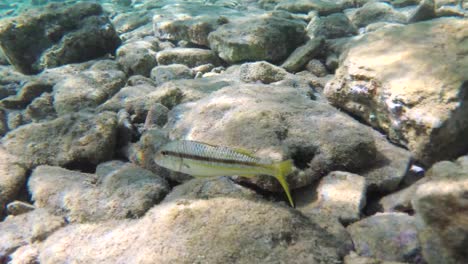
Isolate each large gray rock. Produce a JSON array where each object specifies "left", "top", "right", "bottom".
[
  {"left": 281, "top": 37, "right": 324, "bottom": 73},
  {"left": 239, "top": 61, "right": 289, "bottom": 84},
  {"left": 152, "top": 2, "right": 244, "bottom": 47},
  {"left": 347, "top": 213, "right": 422, "bottom": 263},
  {"left": 275, "top": 0, "right": 346, "bottom": 15},
  {"left": 38, "top": 179, "right": 342, "bottom": 264},
  {"left": 307, "top": 12, "right": 357, "bottom": 39},
  {"left": 0, "top": 2, "right": 121, "bottom": 74},
  {"left": 297, "top": 171, "right": 366, "bottom": 225},
  {"left": 0, "top": 208, "right": 65, "bottom": 260},
  {"left": 0, "top": 147, "right": 27, "bottom": 219},
  {"left": 150, "top": 64, "right": 194, "bottom": 86},
  {"left": 156, "top": 48, "right": 222, "bottom": 68},
  {"left": 1, "top": 111, "right": 118, "bottom": 168},
  {"left": 412, "top": 156, "right": 468, "bottom": 264},
  {"left": 324, "top": 18, "right": 468, "bottom": 165},
  {"left": 53, "top": 66, "right": 126, "bottom": 115},
  {"left": 349, "top": 2, "right": 407, "bottom": 28},
  {"left": 28, "top": 163, "right": 170, "bottom": 223},
  {"left": 164, "top": 83, "right": 377, "bottom": 189},
  {"left": 208, "top": 15, "right": 306, "bottom": 63},
  {"left": 116, "top": 40, "right": 158, "bottom": 77}
]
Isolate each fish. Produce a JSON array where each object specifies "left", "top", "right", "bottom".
[{"left": 154, "top": 140, "right": 295, "bottom": 207}]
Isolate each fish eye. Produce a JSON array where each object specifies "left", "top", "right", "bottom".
[{"left": 161, "top": 151, "right": 168, "bottom": 156}]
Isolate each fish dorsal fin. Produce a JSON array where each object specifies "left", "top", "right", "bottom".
[{"left": 233, "top": 147, "right": 257, "bottom": 158}]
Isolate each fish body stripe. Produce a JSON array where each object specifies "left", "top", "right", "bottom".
[{"left": 161, "top": 150, "right": 263, "bottom": 167}]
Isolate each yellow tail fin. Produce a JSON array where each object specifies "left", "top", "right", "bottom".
[{"left": 272, "top": 159, "right": 294, "bottom": 207}]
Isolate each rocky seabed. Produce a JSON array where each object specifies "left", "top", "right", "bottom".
[{"left": 0, "top": 0, "right": 467, "bottom": 263}]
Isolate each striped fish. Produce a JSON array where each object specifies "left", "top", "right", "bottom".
[{"left": 154, "top": 140, "right": 295, "bottom": 207}]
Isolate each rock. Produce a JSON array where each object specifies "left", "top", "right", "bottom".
[
  {"left": 408, "top": 0, "right": 436, "bottom": 22},
  {"left": 358, "top": 130, "right": 412, "bottom": 193},
  {"left": 24, "top": 92, "right": 56, "bottom": 122},
  {"left": 0, "top": 147, "right": 27, "bottom": 218},
  {"left": 112, "top": 10, "right": 152, "bottom": 34},
  {"left": 0, "top": 2, "right": 121, "bottom": 74},
  {"left": 344, "top": 251, "right": 408, "bottom": 264},
  {"left": 412, "top": 157, "right": 468, "bottom": 263},
  {"left": 53, "top": 67, "right": 126, "bottom": 115},
  {"left": 324, "top": 18, "right": 468, "bottom": 165},
  {"left": 28, "top": 163, "right": 170, "bottom": 223},
  {"left": 156, "top": 48, "right": 222, "bottom": 68},
  {"left": 391, "top": 0, "right": 421, "bottom": 7},
  {"left": 38, "top": 182, "right": 343, "bottom": 263},
  {"left": 208, "top": 15, "right": 306, "bottom": 64},
  {"left": 6, "top": 111, "right": 23, "bottom": 131},
  {"left": 6, "top": 201, "right": 35, "bottom": 216},
  {"left": 98, "top": 84, "right": 158, "bottom": 112},
  {"left": 150, "top": 64, "right": 194, "bottom": 86},
  {"left": 116, "top": 40, "right": 158, "bottom": 77},
  {"left": 306, "top": 59, "right": 328, "bottom": 77},
  {"left": 0, "top": 47, "right": 8, "bottom": 65},
  {"left": 281, "top": 37, "right": 324, "bottom": 73},
  {"left": 164, "top": 83, "right": 378, "bottom": 189},
  {"left": 298, "top": 171, "right": 366, "bottom": 225},
  {"left": 0, "top": 208, "right": 65, "bottom": 259},
  {"left": 347, "top": 213, "right": 422, "bottom": 263},
  {"left": 152, "top": 2, "right": 243, "bottom": 46},
  {"left": 0, "top": 79, "right": 53, "bottom": 109},
  {"left": 7, "top": 244, "right": 40, "bottom": 264},
  {"left": 126, "top": 75, "right": 157, "bottom": 86},
  {"left": 350, "top": 2, "right": 407, "bottom": 28},
  {"left": 1, "top": 111, "right": 118, "bottom": 168},
  {"left": 0, "top": 107, "right": 6, "bottom": 136},
  {"left": 142, "top": 103, "right": 169, "bottom": 127},
  {"left": 275, "top": 0, "right": 345, "bottom": 15},
  {"left": 239, "top": 61, "right": 289, "bottom": 84},
  {"left": 307, "top": 13, "right": 357, "bottom": 39}
]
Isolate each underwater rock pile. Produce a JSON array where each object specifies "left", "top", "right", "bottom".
[{"left": 0, "top": 0, "right": 467, "bottom": 263}]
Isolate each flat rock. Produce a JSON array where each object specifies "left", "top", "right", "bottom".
[
  {"left": 150, "top": 64, "right": 194, "bottom": 86},
  {"left": 349, "top": 2, "right": 407, "bottom": 28},
  {"left": 239, "top": 61, "right": 289, "bottom": 84},
  {"left": 164, "top": 83, "right": 378, "bottom": 190},
  {"left": 298, "top": 171, "right": 366, "bottom": 225},
  {"left": 0, "top": 208, "right": 65, "bottom": 259},
  {"left": 38, "top": 181, "right": 342, "bottom": 263},
  {"left": 1, "top": 111, "right": 118, "bottom": 168},
  {"left": 53, "top": 66, "right": 126, "bottom": 115},
  {"left": 307, "top": 12, "right": 357, "bottom": 39},
  {"left": 152, "top": 2, "right": 244, "bottom": 46},
  {"left": 28, "top": 163, "right": 169, "bottom": 223},
  {"left": 208, "top": 14, "right": 306, "bottom": 63},
  {"left": 412, "top": 156, "right": 468, "bottom": 263},
  {"left": 275, "top": 0, "right": 346, "bottom": 15},
  {"left": 324, "top": 18, "right": 468, "bottom": 165},
  {"left": 116, "top": 40, "right": 158, "bottom": 77},
  {"left": 347, "top": 213, "right": 422, "bottom": 263},
  {"left": 0, "top": 2, "right": 121, "bottom": 74},
  {"left": 156, "top": 48, "right": 222, "bottom": 68}
]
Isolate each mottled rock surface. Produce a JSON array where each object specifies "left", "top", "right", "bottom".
[
  {"left": 412, "top": 156, "right": 468, "bottom": 264},
  {"left": 116, "top": 40, "right": 158, "bottom": 77},
  {"left": 281, "top": 37, "right": 324, "bottom": 73},
  {"left": 150, "top": 64, "right": 194, "bottom": 86},
  {"left": 28, "top": 163, "right": 169, "bottom": 223},
  {"left": 208, "top": 15, "right": 306, "bottom": 63},
  {"left": 0, "top": 208, "right": 65, "bottom": 259},
  {"left": 0, "top": 147, "right": 27, "bottom": 218},
  {"left": 298, "top": 171, "right": 366, "bottom": 225},
  {"left": 156, "top": 48, "right": 222, "bottom": 68},
  {"left": 38, "top": 179, "right": 342, "bottom": 264},
  {"left": 239, "top": 61, "right": 289, "bottom": 84},
  {"left": 1, "top": 111, "right": 118, "bottom": 168},
  {"left": 347, "top": 213, "right": 422, "bottom": 263},
  {"left": 325, "top": 18, "right": 468, "bottom": 165},
  {"left": 0, "top": 2, "right": 121, "bottom": 74},
  {"left": 164, "top": 83, "right": 378, "bottom": 189}
]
